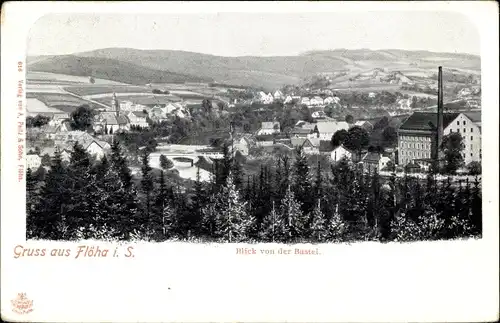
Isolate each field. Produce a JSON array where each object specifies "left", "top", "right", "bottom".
[
  {"left": 28, "top": 93, "right": 100, "bottom": 113},
  {"left": 330, "top": 83, "right": 402, "bottom": 92},
  {"left": 93, "top": 94, "right": 183, "bottom": 106},
  {"left": 64, "top": 85, "right": 151, "bottom": 96},
  {"left": 27, "top": 71, "right": 126, "bottom": 85},
  {"left": 64, "top": 85, "right": 208, "bottom": 100},
  {"left": 26, "top": 98, "right": 64, "bottom": 114}
]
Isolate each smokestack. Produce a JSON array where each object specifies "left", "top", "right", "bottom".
[{"left": 436, "top": 66, "right": 444, "bottom": 160}]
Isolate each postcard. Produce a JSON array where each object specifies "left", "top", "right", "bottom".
[{"left": 1, "top": 1, "right": 498, "bottom": 322}]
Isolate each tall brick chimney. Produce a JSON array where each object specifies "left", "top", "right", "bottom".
[{"left": 436, "top": 66, "right": 444, "bottom": 160}]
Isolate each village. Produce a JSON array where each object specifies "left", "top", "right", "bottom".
[{"left": 25, "top": 70, "right": 482, "bottom": 182}]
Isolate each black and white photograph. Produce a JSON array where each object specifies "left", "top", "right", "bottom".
[{"left": 24, "top": 11, "right": 483, "bottom": 244}]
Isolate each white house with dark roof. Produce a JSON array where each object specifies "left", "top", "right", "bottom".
[
  {"left": 310, "top": 96, "right": 324, "bottom": 106},
  {"left": 273, "top": 90, "right": 284, "bottom": 100},
  {"left": 128, "top": 111, "right": 149, "bottom": 128},
  {"left": 330, "top": 145, "right": 353, "bottom": 162},
  {"left": 309, "top": 120, "right": 350, "bottom": 141},
  {"left": 55, "top": 131, "right": 111, "bottom": 160},
  {"left": 257, "top": 121, "right": 280, "bottom": 135}
]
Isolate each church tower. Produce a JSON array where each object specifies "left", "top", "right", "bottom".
[{"left": 111, "top": 92, "right": 119, "bottom": 117}]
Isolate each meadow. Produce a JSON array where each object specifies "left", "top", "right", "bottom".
[
  {"left": 29, "top": 93, "right": 98, "bottom": 113},
  {"left": 64, "top": 85, "right": 151, "bottom": 96},
  {"left": 27, "top": 71, "right": 125, "bottom": 85}
]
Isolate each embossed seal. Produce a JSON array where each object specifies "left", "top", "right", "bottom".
[{"left": 11, "top": 293, "right": 33, "bottom": 314}]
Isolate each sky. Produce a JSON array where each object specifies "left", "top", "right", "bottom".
[{"left": 27, "top": 11, "right": 480, "bottom": 57}]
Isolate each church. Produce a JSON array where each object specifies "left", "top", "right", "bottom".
[{"left": 93, "top": 93, "right": 130, "bottom": 133}]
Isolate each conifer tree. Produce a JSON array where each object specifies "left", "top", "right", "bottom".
[
  {"left": 310, "top": 199, "right": 327, "bottom": 242},
  {"left": 189, "top": 166, "right": 207, "bottom": 236},
  {"left": 201, "top": 193, "right": 220, "bottom": 239},
  {"left": 66, "top": 142, "right": 95, "bottom": 239},
  {"left": 35, "top": 150, "right": 71, "bottom": 240},
  {"left": 140, "top": 149, "right": 154, "bottom": 228},
  {"left": 260, "top": 200, "right": 279, "bottom": 242},
  {"left": 470, "top": 176, "right": 482, "bottom": 235},
  {"left": 313, "top": 160, "right": 323, "bottom": 202},
  {"left": 327, "top": 203, "right": 347, "bottom": 242},
  {"left": 108, "top": 141, "right": 139, "bottom": 240},
  {"left": 277, "top": 186, "right": 304, "bottom": 242},
  {"left": 26, "top": 168, "right": 39, "bottom": 239},
  {"left": 274, "top": 157, "right": 283, "bottom": 201},
  {"left": 214, "top": 173, "right": 252, "bottom": 242},
  {"left": 231, "top": 157, "right": 244, "bottom": 192},
  {"left": 292, "top": 146, "right": 314, "bottom": 219},
  {"left": 281, "top": 155, "right": 290, "bottom": 197}
]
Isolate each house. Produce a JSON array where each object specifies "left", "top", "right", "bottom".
[
  {"left": 54, "top": 131, "right": 111, "bottom": 160},
  {"left": 291, "top": 137, "right": 319, "bottom": 155},
  {"left": 323, "top": 96, "right": 335, "bottom": 105},
  {"left": 290, "top": 127, "right": 314, "bottom": 138},
  {"left": 361, "top": 152, "right": 382, "bottom": 173},
  {"left": 26, "top": 154, "right": 42, "bottom": 169},
  {"left": 300, "top": 97, "right": 311, "bottom": 106},
  {"left": 398, "top": 112, "right": 481, "bottom": 166},
  {"left": 40, "top": 124, "right": 63, "bottom": 139},
  {"left": 273, "top": 90, "right": 284, "bottom": 100},
  {"left": 258, "top": 91, "right": 274, "bottom": 104},
  {"left": 231, "top": 135, "right": 251, "bottom": 156},
  {"left": 257, "top": 121, "right": 280, "bottom": 135},
  {"left": 354, "top": 120, "right": 374, "bottom": 132},
  {"left": 311, "top": 111, "right": 327, "bottom": 119},
  {"left": 330, "top": 145, "right": 353, "bottom": 162},
  {"left": 48, "top": 113, "right": 70, "bottom": 126},
  {"left": 83, "top": 140, "right": 109, "bottom": 160},
  {"left": 458, "top": 88, "right": 473, "bottom": 98},
  {"left": 284, "top": 95, "right": 293, "bottom": 104},
  {"left": 119, "top": 100, "right": 134, "bottom": 111},
  {"left": 310, "top": 96, "right": 324, "bottom": 106},
  {"left": 368, "top": 92, "right": 377, "bottom": 98},
  {"left": 128, "top": 111, "right": 149, "bottom": 128},
  {"left": 164, "top": 103, "right": 179, "bottom": 114},
  {"left": 40, "top": 147, "right": 71, "bottom": 163},
  {"left": 310, "top": 120, "right": 350, "bottom": 141},
  {"left": 379, "top": 156, "right": 392, "bottom": 170},
  {"left": 398, "top": 98, "right": 412, "bottom": 110},
  {"left": 150, "top": 106, "right": 167, "bottom": 121}
]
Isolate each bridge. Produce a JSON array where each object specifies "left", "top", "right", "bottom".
[{"left": 150, "top": 151, "right": 223, "bottom": 168}]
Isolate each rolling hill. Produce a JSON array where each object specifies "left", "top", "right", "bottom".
[
  {"left": 28, "top": 48, "right": 481, "bottom": 89},
  {"left": 28, "top": 55, "right": 213, "bottom": 85}
]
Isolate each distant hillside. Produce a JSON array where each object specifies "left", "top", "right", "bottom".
[
  {"left": 28, "top": 55, "right": 213, "bottom": 85},
  {"left": 28, "top": 48, "right": 480, "bottom": 89}
]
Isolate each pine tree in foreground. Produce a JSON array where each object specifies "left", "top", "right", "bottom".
[
  {"left": 310, "top": 199, "right": 327, "bottom": 242},
  {"left": 66, "top": 142, "right": 95, "bottom": 239},
  {"left": 140, "top": 148, "right": 154, "bottom": 232},
  {"left": 260, "top": 201, "right": 280, "bottom": 242},
  {"left": 35, "top": 150, "right": 71, "bottom": 240},
  {"left": 277, "top": 186, "right": 304, "bottom": 242},
  {"left": 328, "top": 204, "right": 347, "bottom": 242},
  {"left": 215, "top": 173, "right": 252, "bottom": 242},
  {"left": 26, "top": 167, "right": 39, "bottom": 239}
]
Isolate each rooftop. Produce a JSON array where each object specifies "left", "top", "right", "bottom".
[{"left": 398, "top": 112, "right": 460, "bottom": 131}]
